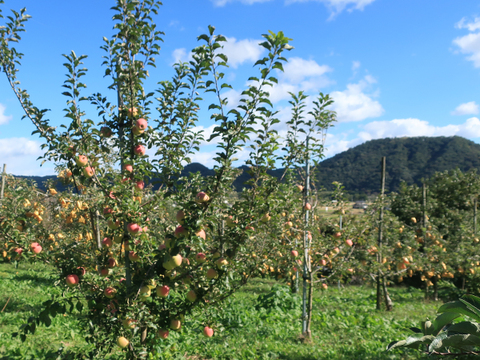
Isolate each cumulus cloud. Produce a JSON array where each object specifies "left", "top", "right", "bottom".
[
  {"left": 451, "top": 101, "right": 479, "bottom": 116},
  {"left": 222, "top": 37, "right": 265, "bottom": 68},
  {"left": 453, "top": 17, "right": 480, "bottom": 68},
  {"left": 211, "top": 0, "right": 272, "bottom": 7},
  {"left": 0, "top": 104, "right": 12, "bottom": 125},
  {"left": 171, "top": 48, "right": 191, "bottom": 64},
  {"left": 285, "top": 0, "right": 376, "bottom": 18},
  {"left": 0, "top": 137, "right": 55, "bottom": 175},
  {"left": 330, "top": 76, "right": 384, "bottom": 122}
]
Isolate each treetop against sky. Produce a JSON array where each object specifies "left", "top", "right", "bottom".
[{"left": 0, "top": 0, "right": 479, "bottom": 175}]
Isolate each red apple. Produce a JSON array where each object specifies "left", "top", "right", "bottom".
[
  {"left": 322, "top": 283, "right": 328, "bottom": 290},
  {"left": 76, "top": 155, "right": 88, "bottom": 167},
  {"left": 66, "top": 274, "right": 79, "bottom": 288},
  {"left": 134, "top": 144, "right": 146, "bottom": 156},
  {"left": 158, "top": 329, "right": 169, "bottom": 339},
  {"left": 123, "top": 164, "right": 133, "bottom": 173},
  {"left": 156, "top": 285, "right": 170, "bottom": 298},
  {"left": 102, "top": 237, "right": 113, "bottom": 248},
  {"left": 333, "top": 232, "right": 342, "bottom": 239},
  {"left": 135, "top": 180, "right": 145, "bottom": 191},
  {"left": 107, "top": 258, "right": 117, "bottom": 268},
  {"left": 104, "top": 287, "right": 117, "bottom": 298},
  {"left": 291, "top": 250, "right": 299, "bottom": 257},
  {"left": 32, "top": 245, "right": 42, "bottom": 254},
  {"left": 195, "top": 191, "right": 210, "bottom": 203},
  {"left": 83, "top": 166, "right": 95, "bottom": 178},
  {"left": 103, "top": 207, "right": 113, "bottom": 216},
  {"left": 203, "top": 326, "right": 214, "bottom": 338},
  {"left": 186, "top": 290, "right": 197, "bottom": 302},
  {"left": 174, "top": 225, "right": 187, "bottom": 238},
  {"left": 195, "top": 229, "right": 206, "bottom": 240},
  {"left": 304, "top": 203, "right": 312, "bottom": 211},
  {"left": 99, "top": 268, "right": 109, "bottom": 277},
  {"left": 127, "top": 223, "right": 141, "bottom": 235},
  {"left": 128, "top": 251, "right": 140, "bottom": 262},
  {"left": 320, "top": 259, "right": 327, "bottom": 266},
  {"left": 136, "top": 118, "right": 148, "bottom": 131},
  {"left": 195, "top": 253, "right": 206, "bottom": 263},
  {"left": 345, "top": 239, "right": 353, "bottom": 247},
  {"left": 206, "top": 268, "right": 217, "bottom": 279}
]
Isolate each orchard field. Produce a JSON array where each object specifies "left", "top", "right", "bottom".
[{"left": 2, "top": 0, "right": 480, "bottom": 358}]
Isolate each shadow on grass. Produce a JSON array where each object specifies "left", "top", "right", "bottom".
[
  {"left": 10, "top": 272, "right": 56, "bottom": 287},
  {"left": 0, "top": 348, "right": 82, "bottom": 360}
]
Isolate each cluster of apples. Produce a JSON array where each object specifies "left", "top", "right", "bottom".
[{"left": 75, "top": 154, "right": 95, "bottom": 178}]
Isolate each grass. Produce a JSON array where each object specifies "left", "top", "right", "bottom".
[{"left": 0, "top": 262, "right": 445, "bottom": 359}]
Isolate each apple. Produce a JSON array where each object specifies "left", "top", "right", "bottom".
[
  {"left": 128, "top": 251, "right": 140, "bottom": 262},
  {"left": 139, "top": 286, "right": 151, "bottom": 299},
  {"left": 176, "top": 210, "right": 185, "bottom": 224},
  {"left": 195, "top": 191, "right": 210, "bottom": 203},
  {"left": 304, "top": 203, "right": 312, "bottom": 211},
  {"left": 117, "top": 336, "right": 129, "bottom": 349},
  {"left": 186, "top": 290, "right": 197, "bottom": 302},
  {"left": 32, "top": 244, "right": 42, "bottom": 254},
  {"left": 158, "top": 329, "right": 169, "bottom": 339},
  {"left": 195, "top": 229, "right": 206, "bottom": 240},
  {"left": 322, "top": 283, "right": 328, "bottom": 290},
  {"left": 158, "top": 243, "right": 166, "bottom": 251},
  {"left": 215, "top": 258, "right": 228, "bottom": 267},
  {"left": 134, "top": 144, "right": 146, "bottom": 156},
  {"left": 123, "top": 164, "right": 133, "bottom": 173},
  {"left": 107, "top": 258, "right": 117, "bottom": 268},
  {"left": 170, "top": 319, "right": 181, "bottom": 330},
  {"left": 103, "top": 207, "right": 113, "bottom": 216},
  {"left": 203, "top": 326, "right": 214, "bottom": 338},
  {"left": 345, "top": 239, "right": 353, "bottom": 247},
  {"left": 132, "top": 125, "right": 142, "bottom": 136},
  {"left": 76, "top": 155, "right": 88, "bottom": 167},
  {"left": 163, "top": 254, "right": 182, "bottom": 270},
  {"left": 206, "top": 268, "right": 217, "bottom": 279},
  {"left": 347, "top": 268, "right": 354, "bottom": 273},
  {"left": 156, "top": 285, "right": 170, "bottom": 297},
  {"left": 102, "top": 237, "right": 113, "bottom": 248},
  {"left": 104, "top": 287, "right": 117, "bottom": 298},
  {"left": 245, "top": 226, "right": 255, "bottom": 231},
  {"left": 108, "top": 219, "right": 120, "bottom": 230},
  {"left": 285, "top": 221, "right": 293, "bottom": 228},
  {"left": 195, "top": 253, "right": 206, "bottom": 263},
  {"left": 99, "top": 268, "right": 109, "bottom": 277},
  {"left": 135, "top": 180, "right": 145, "bottom": 191},
  {"left": 30, "top": 242, "right": 40, "bottom": 250},
  {"left": 261, "top": 213, "right": 271, "bottom": 223},
  {"left": 100, "top": 126, "right": 112, "bottom": 137},
  {"left": 127, "top": 223, "right": 141, "bottom": 235},
  {"left": 128, "top": 107, "right": 138, "bottom": 117},
  {"left": 333, "top": 247, "right": 340, "bottom": 254},
  {"left": 122, "top": 318, "right": 136, "bottom": 329},
  {"left": 113, "top": 235, "right": 123, "bottom": 244},
  {"left": 320, "top": 259, "right": 327, "bottom": 266},
  {"left": 136, "top": 118, "right": 148, "bottom": 131},
  {"left": 291, "top": 250, "right": 299, "bottom": 257},
  {"left": 183, "top": 275, "right": 193, "bottom": 285},
  {"left": 296, "top": 184, "right": 304, "bottom": 192},
  {"left": 13, "top": 248, "right": 23, "bottom": 256},
  {"left": 333, "top": 232, "right": 342, "bottom": 239},
  {"left": 174, "top": 225, "right": 187, "bottom": 238},
  {"left": 66, "top": 274, "right": 79, "bottom": 288}
]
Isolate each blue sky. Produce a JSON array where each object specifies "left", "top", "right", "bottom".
[{"left": 1, "top": 0, "right": 480, "bottom": 175}]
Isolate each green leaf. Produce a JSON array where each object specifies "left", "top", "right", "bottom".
[
  {"left": 438, "top": 300, "right": 480, "bottom": 322},
  {"left": 442, "top": 333, "right": 480, "bottom": 350},
  {"left": 448, "top": 321, "right": 480, "bottom": 336},
  {"left": 432, "top": 312, "right": 461, "bottom": 335}
]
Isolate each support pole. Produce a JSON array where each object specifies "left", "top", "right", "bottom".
[
  {"left": 302, "top": 136, "right": 311, "bottom": 338},
  {"left": 0, "top": 164, "right": 6, "bottom": 200},
  {"left": 376, "top": 157, "right": 386, "bottom": 310}
]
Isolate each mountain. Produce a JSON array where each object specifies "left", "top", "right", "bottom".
[
  {"left": 314, "top": 136, "right": 480, "bottom": 196},
  {"left": 13, "top": 136, "right": 480, "bottom": 197}
]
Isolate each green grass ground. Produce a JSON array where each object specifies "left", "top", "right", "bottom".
[{"left": 0, "top": 262, "right": 445, "bottom": 359}]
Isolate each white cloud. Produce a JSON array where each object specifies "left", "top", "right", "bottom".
[
  {"left": 451, "top": 101, "right": 479, "bottom": 116},
  {"left": 0, "top": 137, "right": 55, "bottom": 175},
  {"left": 282, "top": 57, "right": 332, "bottom": 84},
  {"left": 211, "top": 0, "right": 273, "bottom": 6},
  {"left": 0, "top": 104, "right": 12, "bottom": 125},
  {"left": 330, "top": 76, "right": 384, "bottom": 122},
  {"left": 171, "top": 48, "right": 191, "bottom": 64},
  {"left": 351, "top": 60, "right": 361, "bottom": 73},
  {"left": 453, "top": 17, "right": 480, "bottom": 68},
  {"left": 222, "top": 37, "right": 265, "bottom": 68},
  {"left": 285, "top": 0, "right": 376, "bottom": 18}
]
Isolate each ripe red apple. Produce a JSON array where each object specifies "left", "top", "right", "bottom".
[
  {"left": 128, "top": 251, "right": 140, "bottom": 262},
  {"left": 174, "top": 225, "right": 187, "bottom": 238},
  {"left": 100, "top": 126, "right": 112, "bottom": 137},
  {"left": 123, "top": 164, "right": 133, "bottom": 173},
  {"left": 107, "top": 257, "right": 117, "bottom": 268},
  {"left": 195, "top": 191, "right": 210, "bottom": 203},
  {"left": 158, "top": 329, "right": 169, "bottom": 339},
  {"left": 102, "top": 237, "right": 113, "bottom": 248},
  {"left": 345, "top": 239, "right": 353, "bottom": 247},
  {"left": 103, "top": 207, "right": 113, "bottom": 216},
  {"left": 186, "top": 290, "right": 197, "bottom": 302},
  {"left": 104, "top": 287, "right": 117, "bottom": 298},
  {"left": 127, "top": 223, "right": 141, "bottom": 235},
  {"left": 320, "top": 259, "right": 327, "bottom": 266},
  {"left": 304, "top": 203, "right": 312, "bottom": 211},
  {"left": 76, "top": 155, "right": 88, "bottom": 167},
  {"left": 30, "top": 242, "right": 40, "bottom": 250},
  {"left": 296, "top": 184, "right": 304, "bottom": 192},
  {"left": 66, "top": 274, "right": 79, "bottom": 288},
  {"left": 195, "top": 252, "right": 206, "bottom": 263},
  {"left": 134, "top": 144, "right": 146, "bottom": 156},
  {"left": 99, "top": 268, "right": 109, "bottom": 277},
  {"left": 31, "top": 244, "right": 42, "bottom": 254},
  {"left": 135, "top": 180, "right": 145, "bottom": 191},
  {"left": 170, "top": 319, "right": 181, "bottom": 330},
  {"left": 156, "top": 285, "right": 170, "bottom": 297},
  {"left": 117, "top": 336, "right": 129, "bottom": 348},
  {"left": 136, "top": 118, "right": 148, "bottom": 131},
  {"left": 14, "top": 248, "right": 23, "bottom": 256},
  {"left": 203, "top": 326, "right": 214, "bottom": 337},
  {"left": 347, "top": 268, "right": 354, "bottom": 273},
  {"left": 206, "top": 268, "right": 217, "bottom": 279},
  {"left": 83, "top": 166, "right": 95, "bottom": 178},
  {"left": 291, "top": 250, "right": 299, "bottom": 257},
  {"left": 333, "top": 232, "right": 342, "bottom": 239},
  {"left": 334, "top": 247, "right": 340, "bottom": 254},
  {"left": 322, "top": 283, "right": 328, "bottom": 290}
]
